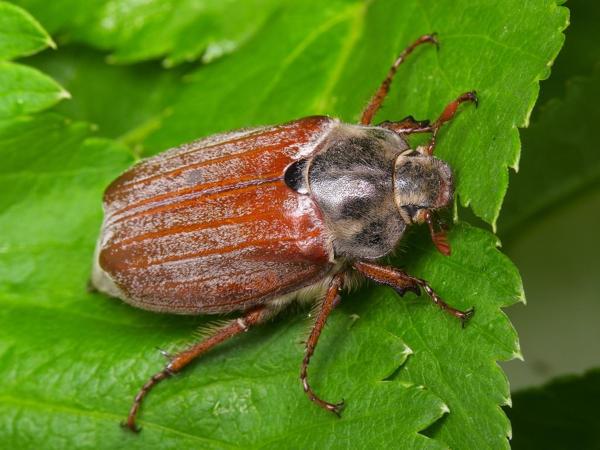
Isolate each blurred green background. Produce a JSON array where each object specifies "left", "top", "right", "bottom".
[
  {"left": 499, "top": 0, "right": 599, "bottom": 390},
  {"left": 499, "top": 1, "right": 600, "bottom": 446}
]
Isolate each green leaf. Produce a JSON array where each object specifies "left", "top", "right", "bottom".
[
  {"left": 0, "top": 2, "right": 67, "bottom": 119},
  {"left": 0, "top": 61, "right": 69, "bottom": 117},
  {"left": 0, "top": 0, "right": 560, "bottom": 448},
  {"left": 143, "top": 0, "right": 568, "bottom": 227},
  {"left": 532, "top": 0, "right": 599, "bottom": 104},
  {"left": 0, "top": 0, "right": 54, "bottom": 60},
  {"left": 496, "top": 1, "right": 599, "bottom": 404},
  {"left": 392, "top": 224, "right": 523, "bottom": 449},
  {"left": 507, "top": 370, "right": 600, "bottom": 450},
  {"left": 0, "top": 115, "right": 132, "bottom": 296},
  {"left": 0, "top": 212, "right": 448, "bottom": 448},
  {"left": 0, "top": 114, "right": 447, "bottom": 447},
  {"left": 11, "top": 0, "right": 281, "bottom": 66},
  {"left": 499, "top": 68, "right": 600, "bottom": 236},
  {"left": 0, "top": 2, "right": 451, "bottom": 447},
  {"left": 499, "top": 0, "right": 600, "bottom": 236},
  {"left": 0, "top": 129, "right": 520, "bottom": 448},
  {"left": 25, "top": 45, "right": 186, "bottom": 146}
]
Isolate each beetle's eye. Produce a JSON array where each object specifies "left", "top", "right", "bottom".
[{"left": 402, "top": 205, "right": 420, "bottom": 218}]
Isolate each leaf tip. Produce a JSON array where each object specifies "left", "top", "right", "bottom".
[
  {"left": 517, "top": 285, "right": 526, "bottom": 305},
  {"left": 512, "top": 349, "right": 524, "bottom": 361},
  {"left": 440, "top": 403, "right": 450, "bottom": 414},
  {"left": 46, "top": 36, "right": 57, "bottom": 50}
]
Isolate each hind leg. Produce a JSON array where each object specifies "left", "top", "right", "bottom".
[{"left": 123, "top": 305, "right": 274, "bottom": 432}]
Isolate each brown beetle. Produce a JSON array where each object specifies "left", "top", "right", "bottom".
[{"left": 91, "top": 34, "right": 477, "bottom": 432}]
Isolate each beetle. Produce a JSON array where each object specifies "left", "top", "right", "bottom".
[{"left": 91, "top": 33, "right": 477, "bottom": 432}]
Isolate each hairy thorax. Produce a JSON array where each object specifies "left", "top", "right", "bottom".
[{"left": 306, "top": 124, "right": 410, "bottom": 260}]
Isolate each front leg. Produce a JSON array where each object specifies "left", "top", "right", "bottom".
[
  {"left": 354, "top": 261, "right": 474, "bottom": 327},
  {"left": 378, "top": 115, "right": 433, "bottom": 135},
  {"left": 360, "top": 34, "right": 438, "bottom": 125},
  {"left": 421, "top": 91, "right": 478, "bottom": 155}
]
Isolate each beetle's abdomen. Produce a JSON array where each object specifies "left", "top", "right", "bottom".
[{"left": 95, "top": 117, "right": 336, "bottom": 314}]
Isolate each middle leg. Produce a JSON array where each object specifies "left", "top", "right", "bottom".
[
  {"left": 300, "top": 272, "right": 345, "bottom": 415},
  {"left": 353, "top": 261, "right": 474, "bottom": 326}
]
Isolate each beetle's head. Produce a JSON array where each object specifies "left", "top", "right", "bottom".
[{"left": 393, "top": 152, "right": 454, "bottom": 224}]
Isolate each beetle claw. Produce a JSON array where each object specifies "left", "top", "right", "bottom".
[
  {"left": 466, "top": 90, "right": 478, "bottom": 108},
  {"left": 429, "top": 32, "right": 440, "bottom": 50},
  {"left": 120, "top": 420, "right": 141, "bottom": 433},
  {"left": 460, "top": 307, "right": 475, "bottom": 328},
  {"left": 328, "top": 399, "right": 345, "bottom": 417}
]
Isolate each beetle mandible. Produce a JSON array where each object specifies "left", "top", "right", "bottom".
[{"left": 91, "top": 33, "right": 477, "bottom": 432}]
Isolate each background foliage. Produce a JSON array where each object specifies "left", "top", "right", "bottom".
[
  {"left": 3, "top": 0, "right": 595, "bottom": 449},
  {"left": 500, "top": 0, "right": 600, "bottom": 448}
]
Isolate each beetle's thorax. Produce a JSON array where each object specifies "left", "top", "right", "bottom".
[{"left": 305, "top": 123, "right": 409, "bottom": 260}]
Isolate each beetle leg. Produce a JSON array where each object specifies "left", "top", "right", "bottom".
[
  {"left": 421, "top": 91, "right": 478, "bottom": 155},
  {"left": 361, "top": 34, "right": 438, "bottom": 125},
  {"left": 353, "top": 261, "right": 474, "bottom": 327},
  {"left": 123, "top": 305, "right": 272, "bottom": 433},
  {"left": 424, "top": 210, "right": 451, "bottom": 256},
  {"left": 300, "top": 273, "right": 345, "bottom": 416},
  {"left": 378, "top": 116, "right": 433, "bottom": 135}
]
